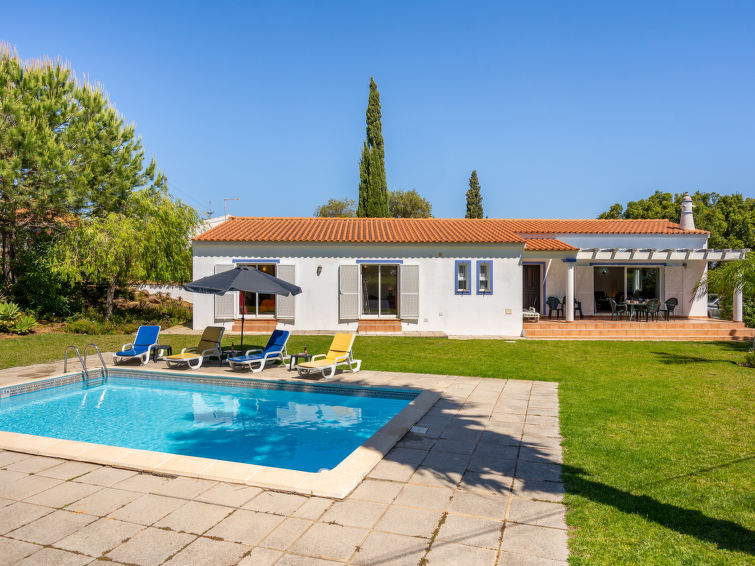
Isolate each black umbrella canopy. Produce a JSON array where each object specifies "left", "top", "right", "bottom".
[{"left": 184, "top": 266, "right": 302, "bottom": 296}]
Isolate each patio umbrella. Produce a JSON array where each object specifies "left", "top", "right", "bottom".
[{"left": 183, "top": 266, "right": 302, "bottom": 352}]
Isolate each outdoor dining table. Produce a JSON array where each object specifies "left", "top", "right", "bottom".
[{"left": 619, "top": 300, "right": 648, "bottom": 321}]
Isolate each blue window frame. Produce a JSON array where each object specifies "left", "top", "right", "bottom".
[
  {"left": 476, "top": 260, "right": 493, "bottom": 295},
  {"left": 455, "top": 260, "right": 472, "bottom": 295}
]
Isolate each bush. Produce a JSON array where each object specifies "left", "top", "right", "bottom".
[
  {"left": 0, "top": 301, "right": 21, "bottom": 332},
  {"left": 744, "top": 351, "right": 755, "bottom": 368},
  {"left": 64, "top": 316, "right": 105, "bottom": 335},
  {"left": 11, "top": 313, "right": 37, "bottom": 335}
]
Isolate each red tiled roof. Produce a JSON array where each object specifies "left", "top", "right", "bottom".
[
  {"left": 523, "top": 238, "right": 578, "bottom": 251},
  {"left": 194, "top": 217, "right": 708, "bottom": 243}
]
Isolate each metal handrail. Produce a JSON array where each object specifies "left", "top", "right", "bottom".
[
  {"left": 83, "top": 343, "right": 108, "bottom": 380},
  {"left": 63, "top": 345, "right": 89, "bottom": 380}
]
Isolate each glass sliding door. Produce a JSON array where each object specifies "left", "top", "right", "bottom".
[
  {"left": 361, "top": 264, "right": 399, "bottom": 317},
  {"left": 626, "top": 268, "right": 659, "bottom": 300},
  {"left": 240, "top": 264, "right": 277, "bottom": 316}
]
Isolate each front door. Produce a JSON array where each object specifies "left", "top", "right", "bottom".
[{"left": 523, "top": 265, "right": 541, "bottom": 312}]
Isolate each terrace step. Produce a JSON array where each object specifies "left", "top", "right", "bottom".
[
  {"left": 523, "top": 320, "right": 754, "bottom": 341},
  {"left": 231, "top": 319, "right": 277, "bottom": 333}
]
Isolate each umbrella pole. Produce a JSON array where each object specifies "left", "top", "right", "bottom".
[{"left": 240, "top": 291, "right": 245, "bottom": 353}]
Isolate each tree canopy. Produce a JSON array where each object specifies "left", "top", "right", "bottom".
[
  {"left": 389, "top": 189, "right": 432, "bottom": 218},
  {"left": 465, "top": 170, "right": 484, "bottom": 218},
  {"left": 599, "top": 190, "right": 755, "bottom": 249},
  {"left": 357, "top": 78, "right": 390, "bottom": 217},
  {"left": 315, "top": 198, "right": 356, "bottom": 217}
]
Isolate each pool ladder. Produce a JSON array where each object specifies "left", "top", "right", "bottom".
[{"left": 64, "top": 344, "right": 108, "bottom": 386}]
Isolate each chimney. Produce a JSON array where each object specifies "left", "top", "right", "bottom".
[{"left": 679, "top": 193, "right": 695, "bottom": 230}]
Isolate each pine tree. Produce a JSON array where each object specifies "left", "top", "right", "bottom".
[
  {"left": 466, "top": 170, "right": 484, "bottom": 218},
  {"left": 357, "top": 78, "right": 390, "bottom": 217}
]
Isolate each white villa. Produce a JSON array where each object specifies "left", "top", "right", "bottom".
[{"left": 191, "top": 199, "right": 747, "bottom": 337}]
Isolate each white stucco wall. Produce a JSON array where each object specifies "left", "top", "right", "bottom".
[{"left": 192, "top": 242, "right": 524, "bottom": 336}]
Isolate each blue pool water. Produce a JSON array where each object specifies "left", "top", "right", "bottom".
[{"left": 0, "top": 375, "right": 416, "bottom": 472}]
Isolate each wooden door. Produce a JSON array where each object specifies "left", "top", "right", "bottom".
[{"left": 523, "top": 265, "right": 541, "bottom": 312}]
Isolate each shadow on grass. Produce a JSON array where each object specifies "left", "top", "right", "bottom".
[{"left": 652, "top": 351, "right": 740, "bottom": 365}]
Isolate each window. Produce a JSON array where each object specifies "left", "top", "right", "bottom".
[
  {"left": 477, "top": 261, "right": 493, "bottom": 294},
  {"left": 455, "top": 260, "right": 471, "bottom": 295},
  {"left": 361, "top": 264, "right": 398, "bottom": 316},
  {"left": 239, "top": 264, "right": 276, "bottom": 316}
]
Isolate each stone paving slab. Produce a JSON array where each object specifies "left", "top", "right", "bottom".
[{"left": 0, "top": 366, "right": 568, "bottom": 564}]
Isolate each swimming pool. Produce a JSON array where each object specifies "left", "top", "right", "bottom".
[{"left": 0, "top": 370, "right": 419, "bottom": 473}]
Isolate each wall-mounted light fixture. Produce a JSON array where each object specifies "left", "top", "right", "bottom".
[{"left": 316, "top": 265, "right": 323, "bottom": 276}]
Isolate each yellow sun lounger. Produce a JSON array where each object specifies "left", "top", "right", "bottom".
[
  {"left": 296, "top": 333, "right": 361, "bottom": 380},
  {"left": 165, "top": 326, "right": 225, "bottom": 370}
]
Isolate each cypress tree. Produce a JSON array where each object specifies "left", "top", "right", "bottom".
[
  {"left": 357, "top": 78, "right": 390, "bottom": 217},
  {"left": 465, "top": 170, "right": 484, "bottom": 218}
]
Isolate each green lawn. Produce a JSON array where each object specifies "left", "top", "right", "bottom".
[{"left": 1, "top": 334, "right": 753, "bottom": 564}]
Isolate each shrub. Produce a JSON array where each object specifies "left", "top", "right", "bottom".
[
  {"left": 0, "top": 301, "right": 22, "bottom": 332},
  {"left": 11, "top": 313, "right": 37, "bottom": 335},
  {"left": 64, "top": 316, "right": 104, "bottom": 335},
  {"left": 744, "top": 351, "right": 755, "bottom": 368}
]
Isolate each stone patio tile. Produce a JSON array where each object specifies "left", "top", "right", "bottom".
[
  {"left": 105, "top": 526, "right": 195, "bottom": 566},
  {"left": 469, "top": 454, "right": 517, "bottom": 475},
  {"left": 459, "top": 471, "right": 514, "bottom": 496},
  {"left": 276, "top": 554, "right": 343, "bottom": 566},
  {"left": 155, "top": 500, "right": 233, "bottom": 534},
  {"left": 384, "top": 446, "right": 428, "bottom": 466},
  {"left": 351, "top": 530, "right": 428, "bottom": 566},
  {"left": 108, "top": 493, "right": 186, "bottom": 525},
  {"left": 500, "top": 522, "right": 569, "bottom": 562},
  {"left": 518, "top": 445, "right": 563, "bottom": 465},
  {"left": 8, "top": 509, "right": 96, "bottom": 545},
  {"left": 366, "top": 459, "right": 418, "bottom": 482},
  {"left": 374, "top": 505, "right": 442, "bottom": 538},
  {"left": 512, "top": 479, "right": 564, "bottom": 503},
  {"left": 523, "top": 424, "right": 561, "bottom": 438},
  {"left": 448, "top": 491, "right": 509, "bottom": 520},
  {"left": 320, "top": 499, "right": 387, "bottom": 528},
  {"left": 472, "top": 443, "right": 520, "bottom": 460},
  {"left": 55, "top": 517, "right": 143, "bottom": 556},
  {"left": 349, "top": 479, "right": 403, "bottom": 503},
  {"left": 0, "top": 474, "right": 63, "bottom": 500},
  {"left": 243, "top": 491, "right": 308, "bottom": 515},
  {"left": 525, "top": 407, "right": 559, "bottom": 418},
  {"left": 394, "top": 484, "right": 453, "bottom": 511},
  {"left": 288, "top": 522, "right": 368, "bottom": 562},
  {"left": 162, "top": 536, "right": 250, "bottom": 566},
  {"left": 75, "top": 466, "right": 138, "bottom": 487},
  {"left": 515, "top": 462, "right": 562, "bottom": 482},
  {"left": 507, "top": 498, "right": 567, "bottom": 530},
  {"left": 24, "top": 480, "right": 101, "bottom": 508},
  {"left": 151, "top": 476, "right": 217, "bottom": 499},
  {"left": 440, "top": 427, "right": 483, "bottom": 444},
  {"left": 425, "top": 541, "right": 497, "bottom": 566},
  {"left": 5, "top": 455, "right": 63, "bottom": 474},
  {"left": 236, "top": 547, "right": 283, "bottom": 566},
  {"left": 479, "top": 433, "right": 521, "bottom": 448},
  {"left": 0, "top": 502, "right": 51, "bottom": 535},
  {"left": 485, "top": 422, "right": 525, "bottom": 437},
  {"left": 65, "top": 487, "right": 141, "bottom": 516},
  {"left": 498, "top": 550, "right": 568, "bottom": 565},
  {"left": 111, "top": 472, "right": 172, "bottom": 494},
  {"left": 524, "top": 415, "right": 560, "bottom": 427},
  {"left": 0, "top": 469, "right": 27, "bottom": 485},
  {"left": 193, "top": 482, "right": 261, "bottom": 507},
  {"left": 430, "top": 438, "right": 476, "bottom": 455},
  {"left": 396, "top": 433, "right": 436, "bottom": 451},
  {"left": 408, "top": 466, "right": 463, "bottom": 489},
  {"left": 421, "top": 451, "right": 470, "bottom": 473},
  {"left": 489, "top": 412, "right": 526, "bottom": 424},
  {"left": 0, "top": 497, "right": 12, "bottom": 508},
  {"left": 292, "top": 497, "right": 333, "bottom": 520},
  {"left": 16, "top": 547, "right": 91, "bottom": 566},
  {"left": 205, "top": 509, "right": 284, "bottom": 545},
  {"left": 436, "top": 513, "right": 502, "bottom": 549},
  {"left": 0, "top": 536, "right": 42, "bottom": 564},
  {"left": 259, "top": 517, "right": 312, "bottom": 550},
  {"left": 0, "top": 451, "right": 33, "bottom": 467},
  {"left": 37, "top": 461, "right": 101, "bottom": 480}
]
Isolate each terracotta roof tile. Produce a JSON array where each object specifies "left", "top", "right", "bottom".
[
  {"left": 194, "top": 217, "right": 708, "bottom": 243},
  {"left": 523, "top": 238, "right": 578, "bottom": 251}
]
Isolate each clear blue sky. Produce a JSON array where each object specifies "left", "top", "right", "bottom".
[{"left": 4, "top": 1, "right": 754, "bottom": 218}]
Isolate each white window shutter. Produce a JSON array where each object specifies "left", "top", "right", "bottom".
[
  {"left": 339, "top": 265, "right": 360, "bottom": 320},
  {"left": 214, "top": 264, "right": 236, "bottom": 320},
  {"left": 276, "top": 264, "right": 296, "bottom": 320},
  {"left": 399, "top": 265, "right": 419, "bottom": 320}
]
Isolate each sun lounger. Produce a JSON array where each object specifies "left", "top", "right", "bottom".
[
  {"left": 165, "top": 326, "right": 224, "bottom": 369},
  {"left": 113, "top": 325, "right": 160, "bottom": 365},
  {"left": 228, "top": 330, "right": 290, "bottom": 372},
  {"left": 296, "top": 333, "right": 361, "bottom": 380}
]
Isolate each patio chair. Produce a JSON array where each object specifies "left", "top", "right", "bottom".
[
  {"left": 546, "top": 296, "right": 563, "bottom": 319},
  {"left": 562, "top": 296, "right": 584, "bottom": 320},
  {"left": 645, "top": 298, "right": 661, "bottom": 322},
  {"left": 228, "top": 330, "right": 290, "bottom": 372},
  {"left": 608, "top": 298, "right": 627, "bottom": 321},
  {"left": 165, "top": 326, "right": 225, "bottom": 370},
  {"left": 664, "top": 297, "right": 679, "bottom": 321},
  {"left": 296, "top": 333, "right": 361, "bottom": 380},
  {"left": 113, "top": 325, "right": 160, "bottom": 365}
]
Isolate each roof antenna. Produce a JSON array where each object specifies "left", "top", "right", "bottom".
[
  {"left": 224, "top": 198, "right": 240, "bottom": 219},
  {"left": 206, "top": 200, "right": 214, "bottom": 218}
]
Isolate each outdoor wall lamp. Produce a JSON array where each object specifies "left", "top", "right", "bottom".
[{"left": 316, "top": 265, "right": 323, "bottom": 276}]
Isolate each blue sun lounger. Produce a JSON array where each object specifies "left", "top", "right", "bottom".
[
  {"left": 228, "top": 330, "right": 290, "bottom": 372},
  {"left": 113, "top": 325, "right": 160, "bottom": 365}
]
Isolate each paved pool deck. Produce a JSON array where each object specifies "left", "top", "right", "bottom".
[{"left": 0, "top": 359, "right": 568, "bottom": 565}]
